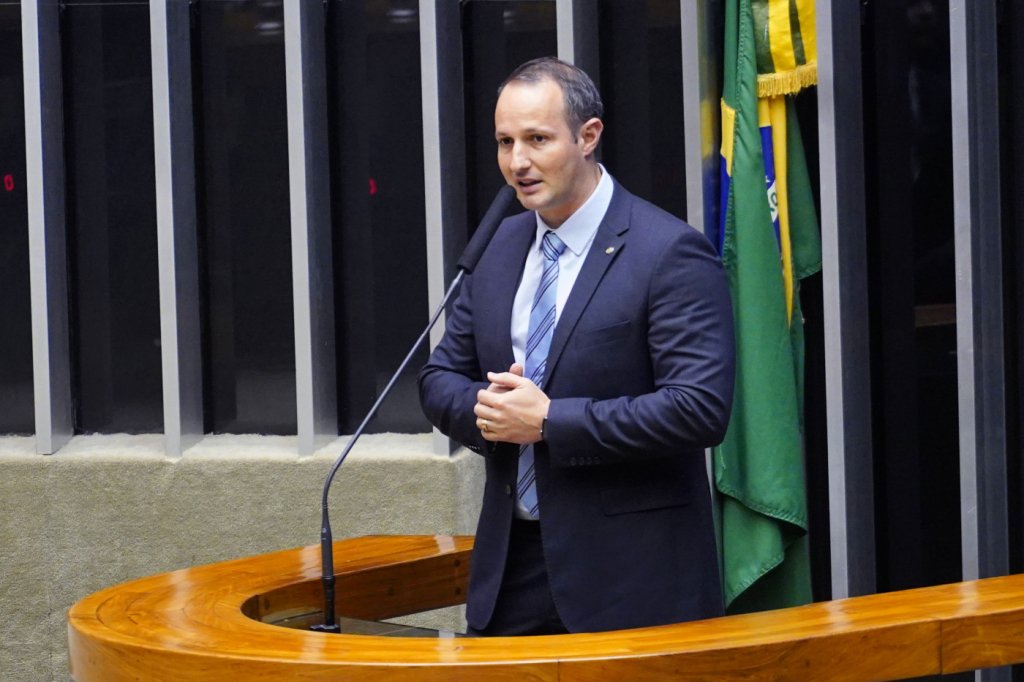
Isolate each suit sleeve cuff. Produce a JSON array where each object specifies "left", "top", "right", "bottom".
[{"left": 543, "top": 397, "right": 602, "bottom": 468}]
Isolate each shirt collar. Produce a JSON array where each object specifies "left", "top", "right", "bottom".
[{"left": 534, "top": 164, "right": 614, "bottom": 257}]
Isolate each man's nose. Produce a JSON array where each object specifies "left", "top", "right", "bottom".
[{"left": 509, "top": 143, "right": 531, "bottom": 172}]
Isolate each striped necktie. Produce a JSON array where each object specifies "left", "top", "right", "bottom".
[{"left": 517, "top": 230, "right": 566, "bottom": 519}]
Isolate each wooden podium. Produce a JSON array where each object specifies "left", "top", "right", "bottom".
[{"left": 69, "top": 535, "right": 1024, "bottom": 681}]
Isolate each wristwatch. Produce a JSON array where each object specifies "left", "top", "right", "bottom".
[{"left": 540, "top": 416, "right": 549, "bottom": 440}]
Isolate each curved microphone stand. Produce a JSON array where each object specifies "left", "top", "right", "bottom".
[{"left": 311, "top": 186, "right": 516, "bottom": 632}]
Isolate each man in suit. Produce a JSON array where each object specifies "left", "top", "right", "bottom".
[{"left": 419, "top": 57, "right": 735, "bottom": 636}]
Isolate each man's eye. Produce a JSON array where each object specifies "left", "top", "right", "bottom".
[
  {"left": 498, "top": 138, "right": 512, "bottom": 146},
  {"left": 532, "top": 135, "right": 546, "bottom": 143}
]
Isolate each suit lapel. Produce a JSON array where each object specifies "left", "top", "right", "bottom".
[
  {"left": 488, "top": 212, "right": 535, "bottom": 369},
  {"left": 544, "top": 186, "right": 631, "bottom": 388}
]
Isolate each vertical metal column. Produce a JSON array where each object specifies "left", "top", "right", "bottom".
[
  {"left": 22, "top": 0, "right": 72, "bottom": 454},
  {"left": 285, "top": 0, "right": 337, "bottom": 455},
  {"left": 817, "top": 0, "right": 876, "bottom": 599},
  {"left": 557, "top": 0, "right": 598, "bottom": 78},
  {"left": 680, "top": 0, "right": 723, "bottom": 570},
  {"left": 420, "top": 0, "right": 468, "bottom": 455},
  {"left": 556, "top": 0, "right": 574, "bottom": 64},
  {"left": 151, "top": 0, "right": 203, "bottom": 457},
  {"left": 950, "top": 0, "right": 1008, "bottom": 604},
  {"left": 420, "top": 0, "right": 444, "bottom": 352},
  {"left": 680, "top": 0, "right": 721, "bottom": 235}
]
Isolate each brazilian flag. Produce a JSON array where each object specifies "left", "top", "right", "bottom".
[{"left": 713, "top": 0, "right": 822, "bottom": 613}]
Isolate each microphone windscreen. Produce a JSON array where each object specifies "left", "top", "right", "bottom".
[{"left": 456, "top": 185, "right": 518, "bottom": 273}]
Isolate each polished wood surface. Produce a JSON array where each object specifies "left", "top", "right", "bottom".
[{"left": 69, "top": 535, "right": 1024, "bottom": 681}]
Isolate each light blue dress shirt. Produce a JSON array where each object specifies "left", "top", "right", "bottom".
[{"left": 509, "top": 165, "right": 614, "bottom": 517}]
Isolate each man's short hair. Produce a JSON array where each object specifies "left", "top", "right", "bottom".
[{"left": 498, "top": 57, "right": 604, "bottom": 134}]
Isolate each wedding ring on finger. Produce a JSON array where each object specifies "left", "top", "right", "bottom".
[{"left": 481, "top": 419, "right": 490, "bottom": 433}]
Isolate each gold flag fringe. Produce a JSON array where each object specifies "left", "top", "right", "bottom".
[{"left": 757, "top": 62, "right": 818, "bottom": 98}]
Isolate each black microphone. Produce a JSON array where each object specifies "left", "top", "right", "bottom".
[
  {"left": 457, "top": 185, "right": 516, "bottom": 273},
  {"left": 311, "top": 185, "right": 517, "bottom": 633}
]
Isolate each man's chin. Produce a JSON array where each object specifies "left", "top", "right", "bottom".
[{"left": 515, "top": 191, "right": 547, "bottom": 212}]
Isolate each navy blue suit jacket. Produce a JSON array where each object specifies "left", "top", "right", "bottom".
[{"left": 419, "top": 183, "right": 735, "bottom": 633}]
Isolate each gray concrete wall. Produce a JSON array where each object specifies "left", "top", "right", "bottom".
[{"left": 0, "top": 434, "right": 483, "bottom": 682}]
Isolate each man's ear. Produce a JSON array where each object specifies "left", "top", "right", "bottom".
[{"left": 578, "top": 117, "right": 603, "bottom": 156}]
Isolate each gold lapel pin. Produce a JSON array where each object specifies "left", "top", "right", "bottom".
[{"left": 605, "top": 246, "right": 615, "bottom": 255}]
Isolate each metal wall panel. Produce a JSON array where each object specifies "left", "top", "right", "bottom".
[
  {"left": 151, "top": 0, "right": 203, "bottom": 457},
  {"left": 817, "top": 0, "right": 876, "bottom": 599},
  {"left": 22, "top": 0, "right": 71, "bottom": 454},
  {"left": 557, "top": 0, "right": 598, "bottom": 77},
  {"left": 285, "top": 0, "right": 337, "bottom": 455},
  {"left": 950, "top": 0, "right": 1008, "bottom": 607},
  {"left": 680, "top": 0, "right": 720, "bottom": 235},
  {"left": 421, "top": 0, "right": 468, "bottom": 454}
]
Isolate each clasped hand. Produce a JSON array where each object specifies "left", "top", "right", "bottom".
[{"left": 474, "top": 363, "right": 550, "bottom": 445}]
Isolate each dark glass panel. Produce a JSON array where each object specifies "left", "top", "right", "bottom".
[
  {"left": 0, "top": 2, "right": 33, "bottom": 434},
  {"left": 1001, "top": 0, "right": 1024, "bottom": 583},
  {"left": 863, "top": 0, "right": 960, "bottom": 592},
  {"left": 62, "top": 0, "right": 162, "bottom": 433},
  {"left": 194, "top": 0, "right": 295, "bottom": 434},
  {"left": 597, "top": 0, "right": 686, "bottom": 219},
  {"left": 462, "top": 0, "right": 556, "bottom": 228},
  {"left": 792, "top": 92, "right": 830, "bottom": 601},
  {"left": 326, "top": 0, "right": 429, "bottom": 433}
]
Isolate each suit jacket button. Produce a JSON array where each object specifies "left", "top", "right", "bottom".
[{"left": 504, "top": 484, "right": 512, "bottom": 496}]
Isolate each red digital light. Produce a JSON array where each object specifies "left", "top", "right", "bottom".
[
  {"left": 3, "top": 174, "right": 12, "bottom": 192},
  {"left": 368, "top": 177, "right": 378, "bottom": 196}
]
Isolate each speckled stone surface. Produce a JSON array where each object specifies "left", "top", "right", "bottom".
[{"left": 0, "top": 434, "right": 484, "bottom": 681}]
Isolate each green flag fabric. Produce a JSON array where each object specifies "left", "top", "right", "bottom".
[{"left": 714, "top": 0, "right": 822, "bottom": 613}]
